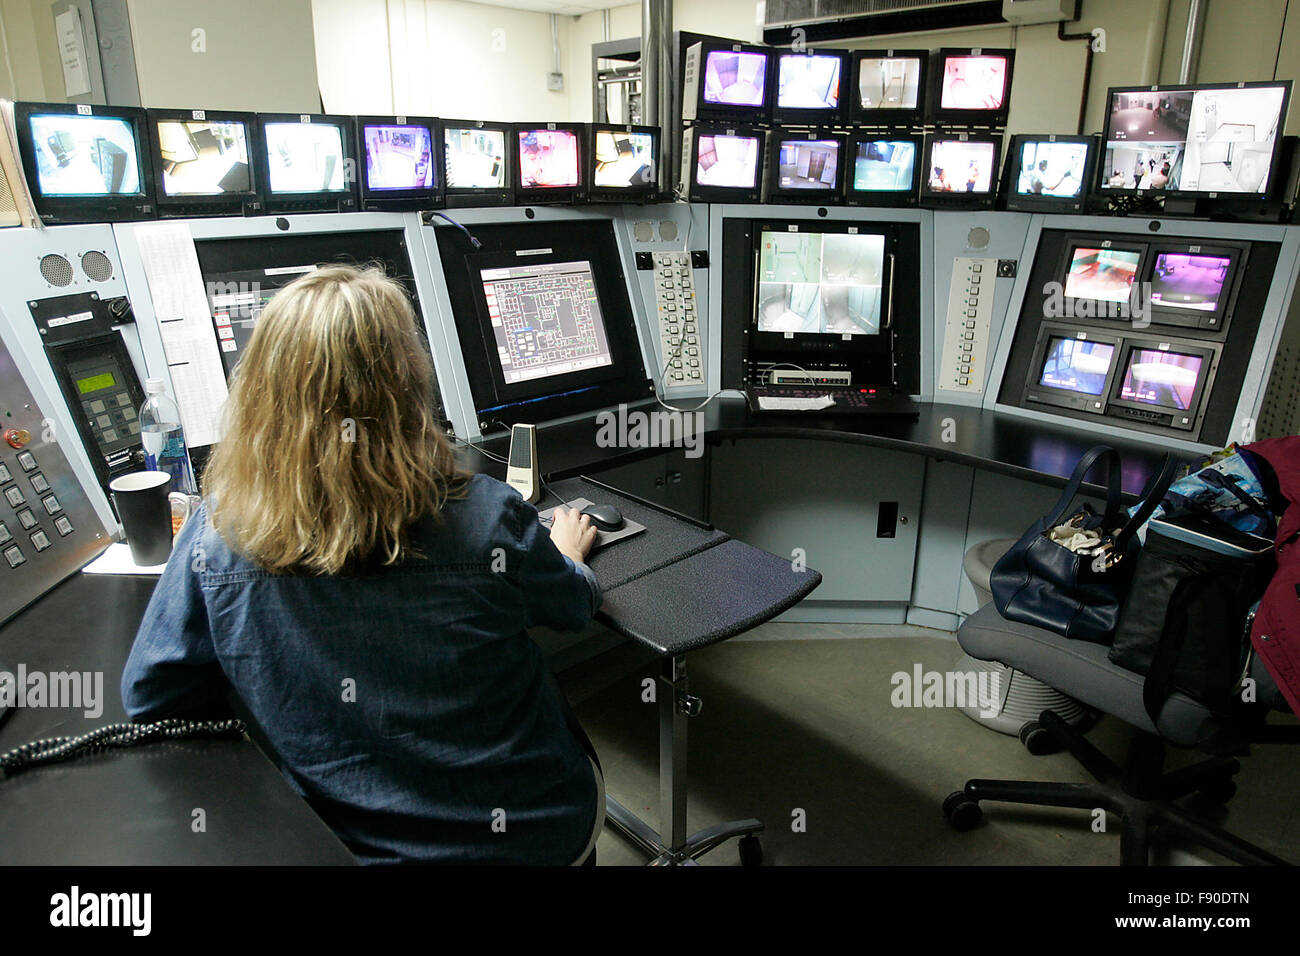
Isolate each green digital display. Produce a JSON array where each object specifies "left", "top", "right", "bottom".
[{"left": 76, "top": 372, "right": 117, "bottom": 394}]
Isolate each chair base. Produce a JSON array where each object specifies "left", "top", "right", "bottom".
[
  {"left": 606, "top": 796, "right": 763, "bottom": 866},
  {"left": 944, "top": 710, "right": 1289, "bottom": 866}
]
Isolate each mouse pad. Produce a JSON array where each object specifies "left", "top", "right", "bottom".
[{"left": 537, "top": 497, "right": 647, "bottom": 551}]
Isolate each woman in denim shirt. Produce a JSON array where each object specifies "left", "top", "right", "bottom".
[{"left": 121, "top": 265, "right": 603, "bottom": 865}]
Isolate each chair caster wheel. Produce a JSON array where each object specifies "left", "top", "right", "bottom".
[
  {"left": 943, "top": 791, "right": 982, "bottom": 831},
  {"left": 738, "top": 834, "right": 763, "bottom": 867},
  {"left": 1199, "top": 778, "right": 1237, "bottom": 804},
  {"left": 1018, "top": 721, "right": 1060, "bottom": 756}
]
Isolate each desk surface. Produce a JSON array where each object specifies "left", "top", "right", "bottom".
[{"left": 476, "top": 398, "right": 1198, "bottom": 499}]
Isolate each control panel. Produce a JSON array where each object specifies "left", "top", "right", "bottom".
[
  {"left": 651, "top": 251, "right": 704, "bottom": 388},
  {"left": 0, "top": 337, "right": 109, "bottom": 626},
  {"left": 938, "top": 256, "right": 997, "bottom": 394}
]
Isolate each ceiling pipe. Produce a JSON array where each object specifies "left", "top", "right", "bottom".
[{"left": 1179, "top": 0, "right": 1207, "bottom": 84}]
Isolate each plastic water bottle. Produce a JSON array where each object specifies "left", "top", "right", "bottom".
[{"left": 139, "top": 379, "right": 197, "bottom": 496}]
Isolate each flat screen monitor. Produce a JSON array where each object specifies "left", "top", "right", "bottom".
[
  {"left": 515, "top": 125, "right": 585, "bottom": 203},
  {"left": 256, "top": 114, "right": 357, "bottom": 213},
  {"left": 920, "top": 135, "right": 1001, "bottom": 208},
  {"left": 682, "top": 41, "right": 772, "bottom": 122},
  {"left": 774, "top": 50, "right": 848, "bottom": 125},
  {"left": 589, "top": 125, "right": 658, "bottom": 200},
  {"left": 1003, "top": 134, "right": 1097, "bottom": 213},
  {"left": 1117, "top": 348, "right": 1204, "bottom": 411},
  {"left": 682, "top": 125, "right": 764, "bottom": 202},
  {"left": 1099, "top": 82, "right": 1291, "bottom": 196},
  {"left": 846, "top": 135, "right": 920, "bottom": 206},
  {"left": 147, "top": 110, "right": 260, "bottom": 217},
  {"left": 356, "top": 116, "right": 439, "bottom": 211},
  {"left": 442, "top": 121, "right": 512, "bottom": 207},
  {"left": 928, "top": 49, "right": 1014, "bottom": 126},
  {"left": 767, "top": 133, "right": 845, "bottom": 201},
  {"left": 754, "top": 229, "right": 885, "bottom": 336},
  {"left": 851, "top": 50, "right": 927, "bottom": 125},
  {"left": 1063, "top": 245, "right": 1142, "bottom": 304},
  {"left": 14, "top": 102, "right": 155, "bottom": 223},
  {"left": 1149, "top": 252, "right": 1229, "bottom": 312}
]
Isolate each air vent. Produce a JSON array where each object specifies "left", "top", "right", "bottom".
[
  {"left": 40, "top": 254, "right": 75, "bottom": 287},
  {"left": 763, "top": 0, "right": 1003, "bottom": 42},
  {"left": 81, "top": 250, "right": 114, "bottom": 282},
  {"left": 0, "top": 162, "right": 17, "bottom": 224}
]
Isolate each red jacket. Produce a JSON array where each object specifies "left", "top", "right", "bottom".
[{"left": 1244, "top": 437, "right": 1300, "bottom": 714}]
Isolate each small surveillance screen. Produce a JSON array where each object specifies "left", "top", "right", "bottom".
[
  {"left": 1038, "top": 337, "right": 1115, "bottom": 395},
  {"left": 1064, "top": 247, "right": 1140, "bottom": 303},
  {"left": 695, "top": 133, "right": 760, "bottom": 189},
  {"left": 264, "top": 122, "right": 347, "bottom": 193},
  {"left": 1101, "top": 143, "right": 1183, "bottom": 190},
  {"left": 703, "top": 49, "right": 769, "bottom": 107},
  {"left": 1180, "top": 85, "right": 1288, "bottom": 193},
  {"left": 777, "top": 53, "right": 842, "bottom": 110},
  {"left": 28, "top": 113, "right": 142, "bottom": 195},
  {"left": 926, "top": 139, "right": 996, "bottom": 193},
  {"left": 593, "top": 129, "right": 656, "bottom": 188},
  {"left": 939, "top": 54, "right": 1008, "bottom": 111},
  {"left": 1149, "top": 252, "right": 1231, "bottom": 312},
  {"left": 755, "top": 230, "right": 885, "bottom": 336},
  {"left": 445, "top": 126, "right": 507, "bottom": 189},
  {"left": 1014, "top": 140, "right": 1088, "bottom": 198},
  {"left": 480, "top": 260, "right": 613, "bottom": 384},
  {"left": 517, "top": 128, "right": 580, "bottom": 189},
  {"left": 156, "top": 119, "right": 251, "bottom": 196},
  {"left": 1119, "top": 348, "right": 1204, "bottom": 411},
  {"left": 852, "top": 139, "right": 916, "bottom": 191},
  {"left": 776, "top": 138, "right": 840, "bottom": 190},
  {"left": 362, "top": 123, "right": 435, "bottom": 191},
  {"left": 857, "top": 56, "right": 922, "bottom": 110}
]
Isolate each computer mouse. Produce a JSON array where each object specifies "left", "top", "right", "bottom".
[{"left": 581, "top": 503, "right": 625, "bottom": 532}]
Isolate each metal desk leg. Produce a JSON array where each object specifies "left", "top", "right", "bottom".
[{"left": 605, "top": 654, "right": 765, "bottom": 866}]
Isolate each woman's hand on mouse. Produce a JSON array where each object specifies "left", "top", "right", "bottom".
[{"left": 548, "top": 506, "right": 598, "bottom": 564}]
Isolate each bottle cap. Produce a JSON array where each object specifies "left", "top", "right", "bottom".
[{"left": 145, "top": 378, "right": 166, "bottom": 394}]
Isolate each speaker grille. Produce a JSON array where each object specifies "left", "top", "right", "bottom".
[
  {"left": 0, "top": 161, "right": 17, "bottom": 221},
  {"left": 81, "top": 250, "right": 113, "bottom": 282},
  {"left": 40, "top": 254, "right": 74, "bottom": 287}
]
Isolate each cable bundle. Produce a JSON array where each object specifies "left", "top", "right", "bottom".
[{"left": 0, "top": 718, "right": 246, "bottom": 777}]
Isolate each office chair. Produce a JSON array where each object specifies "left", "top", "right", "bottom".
[{"left": 943, "top": 603, "right": 1298, "bottom": 865}]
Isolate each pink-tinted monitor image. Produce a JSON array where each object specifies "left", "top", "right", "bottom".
[
  {"left": 363, "top": 124, "right": 434, "bottom": 190},
  {"left": 703, "top": 50, "right": 768, "bottom": 106},
  {"left": 518, "top": 128, "right": 580, "bottom": 188},
  {"left": 696, "top": 133, "right": 760, "bottom": 188},
  {"left": 926, "top": 140, "right": 995, "bottom": 193},
  {"left": 939, "top": 55, "right": 1008, "bottom": 111},
  {"left": 1119, "top": 349, "right": 1203, "bottom": 411},
  {"left": 1039, "top": 338, "right": 1115, "bottom": 395},
  {"left": 1064, "top": 247, "right": 1140, "bottom": 303},
  {"left": 1149, "top": 253, "right": 1230, "bottom": 312}
]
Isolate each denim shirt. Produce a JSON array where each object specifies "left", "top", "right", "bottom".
[{"left": 121, "top": 474, "right": 602, "bottom": 865}]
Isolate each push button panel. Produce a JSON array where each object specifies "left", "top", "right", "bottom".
[
  {"left": 651, "top": 251, "right": 705, "bottom": 389},
  {"left": 939, "top": 257, "right": 998, "bottom": 397}
]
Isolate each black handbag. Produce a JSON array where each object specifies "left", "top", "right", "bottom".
[
  {"left": 1108, "top": 513, "right": 1276, "bottom": 722},
  {"left": 990, "top": 446, "right": 1178, "bottom": 644}
]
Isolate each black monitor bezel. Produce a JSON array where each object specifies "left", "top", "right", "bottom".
[
  {"left": 848, "top": 49, "right": 929, "bottom": 128},
  {"left": 587, "top": 123, "right": 660, "bottom": 202},
  {"left": 918, "top": 132, "right": 1003, "bottom": 209},
  {"left": 254, "top": 112, "right": 359, "bottom": 214},
  {"left": 771, "top": 48, "right": 850, "bottom": 127},
  {"left": 1002, "top": 133, "right": 1099, "bottom": 213},
  {"left": 512, "top": 123, "right": 588, "bottom": 205},
  {"left": 1054, "top": 237, "right": 1149, "bottom": 323},
  {"left": 683, "top": 124, "right": 766, "bottom": 203},
  {"left": 13, "top": 101, "right": 156, "bottom": 224},
  {"left": 441, "top": 119, "right": 514, "bottom": 208},
  {"left": 145, "top": 107, "right": 262, "bottom": 219},
  {"left": 765, "top": 129, "right": 847, "bottom": 203},
  {"left": 685, "top": 41, "right": 775, "bottom": 124},
  {"left": 434, "top": 219, "right": 652, "bottom": 430},
  {"left": 1108, "top": 338, "right": 1216, "bottom": 429},
  {"left": 747, "top": 220, "right": 897, "bottom": 362},
  {"left": 1097, "top": 80, "right": 1293, "bottom": 199},
  {"left": 355, "top": 114, "right": 442, "bottom": 212},
  {"left": 1143, "top": 240, "right": 1245, "bottom": 332},
  {"left": 926, "top": 48, "right": 1015, "bottom": 128},
  {"left": 844, "top": 131, "right": 923, "bottom": 207},
  {"left": 1021, "top": 324, "right": 1124, "bottom": 415}
]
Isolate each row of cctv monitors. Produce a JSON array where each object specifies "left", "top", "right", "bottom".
[
  {"left": 6, "top": 102, "right": 665, "bottom": 223},
  {"left": 682, "top": 43, "right": 1015, "bottom": 129}
]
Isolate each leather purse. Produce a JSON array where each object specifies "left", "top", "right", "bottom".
[{"left": 990, "top": 446, "right": 1178, "bottom": 644}]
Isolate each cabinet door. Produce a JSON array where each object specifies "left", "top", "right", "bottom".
[{"left": 708, "top": 439, "right": 923, "bottom": 604}]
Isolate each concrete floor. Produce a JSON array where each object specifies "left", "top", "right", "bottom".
[{"left": 560, "top": 624, "right": 1300, "bottom": 866}]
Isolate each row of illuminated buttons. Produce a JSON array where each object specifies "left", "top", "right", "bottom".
[{"left": 1, "top": 513, "right": 73, "bottom": 567}]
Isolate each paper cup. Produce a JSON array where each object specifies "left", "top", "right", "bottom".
[{"left": 110, "top": 471, "right": 174, "bottom": 566}]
